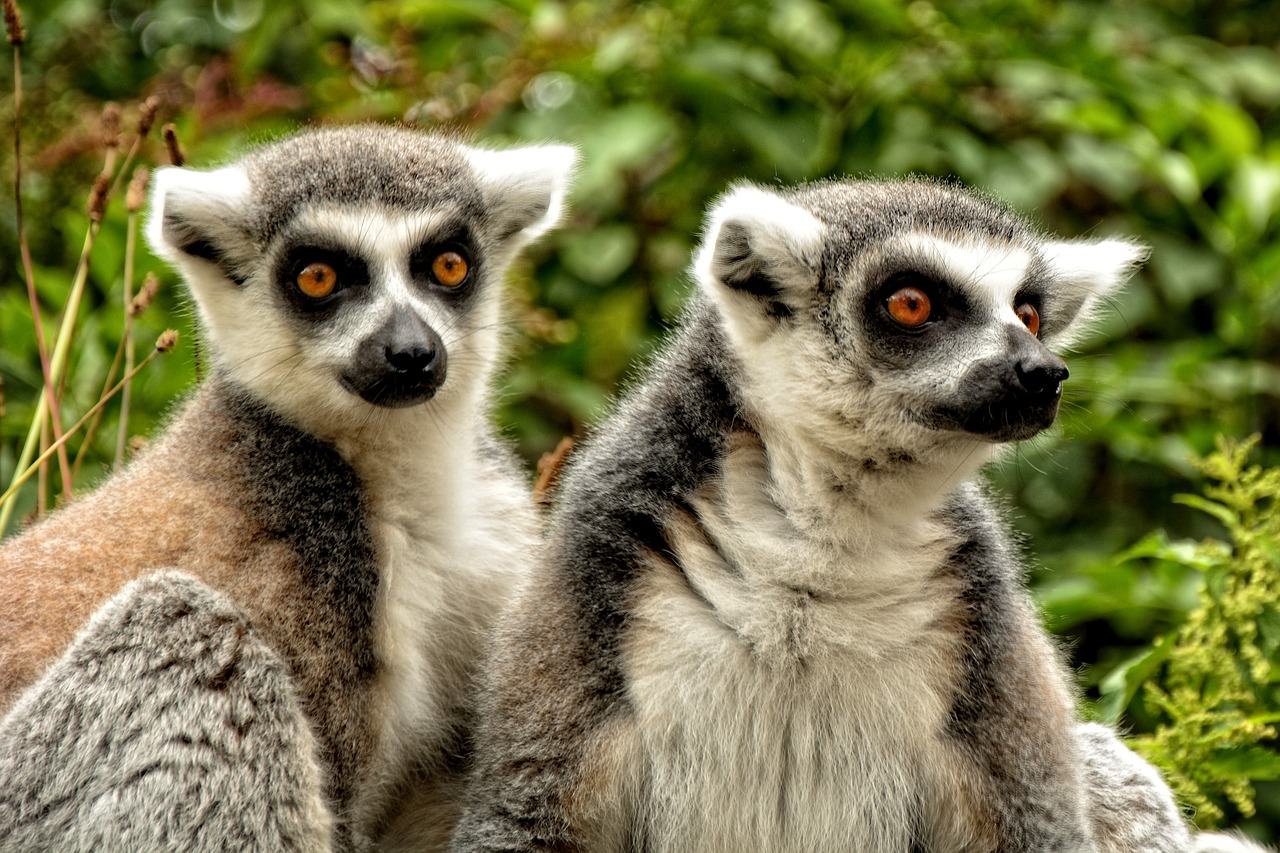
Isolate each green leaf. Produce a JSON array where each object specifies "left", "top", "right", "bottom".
[
  {"left": 1206, "top": 746, "right": 1280, "bottom": 781},
  {"left": 1098, "top": 633, "right": 1178, "bottom": 726},
  {"left": 1174, "top": 494, "right": 1240, "bottom": 531},
  {"left": 559, "top": 226, "right": 639, "bottom": 286}
]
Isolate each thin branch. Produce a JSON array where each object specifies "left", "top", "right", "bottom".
[
  {"left": 114, "top": 176, "right": 145, "bottom": 468},
  {"left": 10, "top": 31, "right": 73, "bottom": 497},
  {"left": 0, "top": 333, "right": 177, "bottom": 509},
  {"left": 1, "top": 207, "right": 104, "bottom": 531},
  {"left": 71, "top": 270, "right": 159, "bottom": 479}
]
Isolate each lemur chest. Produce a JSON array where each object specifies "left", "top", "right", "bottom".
[
  {"left": 368, "top": 487, "right": 530, "bottom": 768},
  {"left": 372, "top": 515, "right": 478, "bottom": 755},
  {"left": 620, "top": 492, "right": 974, "bottom": 851}
]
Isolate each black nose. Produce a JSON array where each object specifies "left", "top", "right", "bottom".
[
  {"left": 385, "top": 341, "right": 438, "bottom": 374},
  {"left": 1015, "top": 359, "right": 1069, "bottom": 401},
  {"left": 380, "top": 311, "right": 445, "bottom": 383},
  {"left": 341, "top": 311, "right": 449, "bottom": 408}
]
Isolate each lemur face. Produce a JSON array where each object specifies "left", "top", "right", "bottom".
[
  {"left": 849, "top": 233, "right": 1070, "bottom": 443},
  {"left": 260, "top": 205, "right": 485, "bottom": 411},
  {"left": 148, "top": 126, "right": 575, "bottom": 431},
  {"left": 697, "top": 180, "right": 1145, "bottom": 452}
]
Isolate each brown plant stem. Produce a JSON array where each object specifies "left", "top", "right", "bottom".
[
  {"left": 0, "top": 98, "right": 141, "bottom": 530},
  {"left": 0, "top": 334, "right": 177, "bottom": 508},
  {"left": 10, "top": 36, "right": 73, "bottom": 499},
  {"left": 71, "top": 329, "right": 128, "bottom": 480},
  {"left": 106, "top": 98, "right": 160, "bottom": 202},
  {"left": 114, "top": 203, "right": 140, "bottom": 468},
  {"left": 2, "top": 200, "right": 105, "bottom": 532}
]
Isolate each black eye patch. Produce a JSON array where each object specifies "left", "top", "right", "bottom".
[
  {"left": 275, "top": 243, "right": 371, "bottom": 316},
  {"left": 870, "top": 269, "right": 968, "bottom": 331},
  {"left": 408, "top": 222, "right": 481, "bottom": 305}
]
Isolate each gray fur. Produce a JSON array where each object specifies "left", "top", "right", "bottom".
[
  {"left": 0, "top": 572, "right": 333, "bottom": 853},
  {"left": 1075, "top": 722, "right": 1191, "bottom": 852},
  {"left": 449, "top": 178, "right": 1197, "bottom": 852}
]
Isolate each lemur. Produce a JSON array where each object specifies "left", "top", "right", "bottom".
[
  {"left": 449, "top": 178, "right": 1260, "bottom": 852},
  {"left": 0, "top": 125, "right": 575, "bottom": 851}
]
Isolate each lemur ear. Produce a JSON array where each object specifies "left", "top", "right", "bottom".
[
  {"left": 1038, "top": 237, "right": 1148, "bottom": 345},
  {"left": 464, "top": 144, "right": 578, "bottom": 245},
  {"left": 146, "top": 165, "right": 257, "bottom": 284},
  {"left": 694, "top": 183, "right": 825, "bottom": 321}
]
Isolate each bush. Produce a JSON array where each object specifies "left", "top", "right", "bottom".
[{"left": 1096, "top": 437, "right": 1280, "bottom": 830}]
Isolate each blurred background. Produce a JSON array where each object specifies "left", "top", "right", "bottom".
[{"left": 1, "top": 0, "right": 1278, "bottom": 839}]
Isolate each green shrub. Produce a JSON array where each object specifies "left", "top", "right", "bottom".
[{"left": 1098, "top": 436, "right": 1280, "bottom": 827}]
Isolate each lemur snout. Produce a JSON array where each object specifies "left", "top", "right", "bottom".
[
  {"left": 384, "top": 341, "right": 438, "bottom": 374},
  {"left": 343, "top": 311, "right": 448, "bottom": 408},
  {"left": 975, "top": 350, "right": 1069, "bottom": 440},
  {"left": 1014, "top": 358, "right": 1068, "bottom": 402}
]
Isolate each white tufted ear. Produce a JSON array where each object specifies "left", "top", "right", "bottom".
[
  {"left": 464, "top": 143, "right": 578, "bottom": 246},
  {"left": 694, "top": 183, "right": 826, "bottom": 320},
  {"left": 1038, "top": 237, "right": 1148, "bottom": 345},
  {"left": 146, "top": 165, "right": 256, "bottom": 283}
]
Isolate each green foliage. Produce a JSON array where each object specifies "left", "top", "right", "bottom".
[{"left": 1098, "top": 437, "right": 1280, "bottom": 827}]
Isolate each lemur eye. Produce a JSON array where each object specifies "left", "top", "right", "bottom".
[
  {"left": 1016, "top": 303, "right": 1040, "bottom": 336},
  {"left": 297, "top": 262, "right": 338, "bottom": 299},
  {"left": 432, "top": 251, "right": 469, "bottom": 288},
  {"left": 886, "top": 286, "right": 933, "bottom": 328}
]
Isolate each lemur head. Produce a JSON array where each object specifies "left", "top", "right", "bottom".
[
  {"left": 148, "top": 125, "right": 575, "bottom": 438},
  {"left": 694, "top": 179, "right": 1145, "bottom": 466}
]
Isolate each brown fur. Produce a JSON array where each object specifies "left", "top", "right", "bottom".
[{"left": 0, "top": 382, "right": 381, "bottom": 832}]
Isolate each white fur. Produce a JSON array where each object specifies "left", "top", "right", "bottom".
[
  {"left": 175, "top": 200, "right": 538, "bottom": 832},
  {"left": 464, "top": 143, "right": 579, "bottom": 245},
  {"left": 699, "top": 228, "right": 1016, "bottom": 505},
  {"left": 898, "top": 232, "right": 1035, "bottom": 335},
  {"left": 1040, "top": 237, "right": 1147, "bottom": 295},
  {"left": 690, "top": 196, "right": 993, "bottom": 495},
  {"left": 145, "top": 165, "right": 252, "bottom": 263},
  {"left": 144, "top": 137, "right": 573, "bottom": 847},
  {"left": 346, "top": 418, "right": 536, "bottom": 839},
  {"left": 696, "top": 185, "right": 825, "bottom": 348},
  {"left": 624, "top": 436, "right": 976, "bottom": 852},
  {"left": 645, "top": 182, "right": 1143, "bottom": 851},
  {"left": 694, "top": 184, "right": 826, "bottom": 285},
  {"left": 1194, "top": 834, "right": 1278, "bottom": 853},
  {"left": 1039, "top": 237, "right": 1148, "bottom": 347},
  {"left": 169, "top": 200, "right": 539, "bottom": 838}
]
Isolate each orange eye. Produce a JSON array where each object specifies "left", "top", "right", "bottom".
[
  {"left": 432, "top": 251, "right": 469, "bottom": 288},
  {"left": 296, "top": 262, "right": 338, "bottom": 299},
  {"left": 886, "top": 286, "right": 932, "bottom": 328},
  {"left": 1016, "top": 302, "right": 1040, "bottom": 336}
]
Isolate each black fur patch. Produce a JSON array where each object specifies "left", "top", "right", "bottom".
[
  {"left": 211, "top": 379, "right": 379, "bottom": 831},
  {"left": 550, "top": 301, "right": 746, "bottom": 705},
  {"left": 935, "top": 485, "right": 1090, "bottom": 849},
  {"left": 216, "top": 382, "right": 379, "bottom": 654},
  {"left": 162, "top": 212, "right": 249, "bottom": 285},
  {"left": 713, "top": 221, "right": 793, "bottom": 320}
]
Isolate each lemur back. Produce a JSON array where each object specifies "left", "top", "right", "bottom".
[
  {"left": 0, "top": 125, "right": 575, "bottom": 850},
  {"left": 449, "top": 178, "right": 1199, "bottom": 852}
]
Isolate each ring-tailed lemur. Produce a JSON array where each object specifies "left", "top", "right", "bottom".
[
  {"left": 0, "top": 125, "right": 575, "bottom": 851},
  {"left": 449, "top": 178, "right": 1255, "bottom": 852}
]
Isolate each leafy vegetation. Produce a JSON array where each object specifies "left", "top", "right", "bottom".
[
  {"left": 1, "top": 0, "right": 1277, "bottom": 840},
  {"left": 1097, "top": 438, "right": 1280, "bottom": 828}
]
